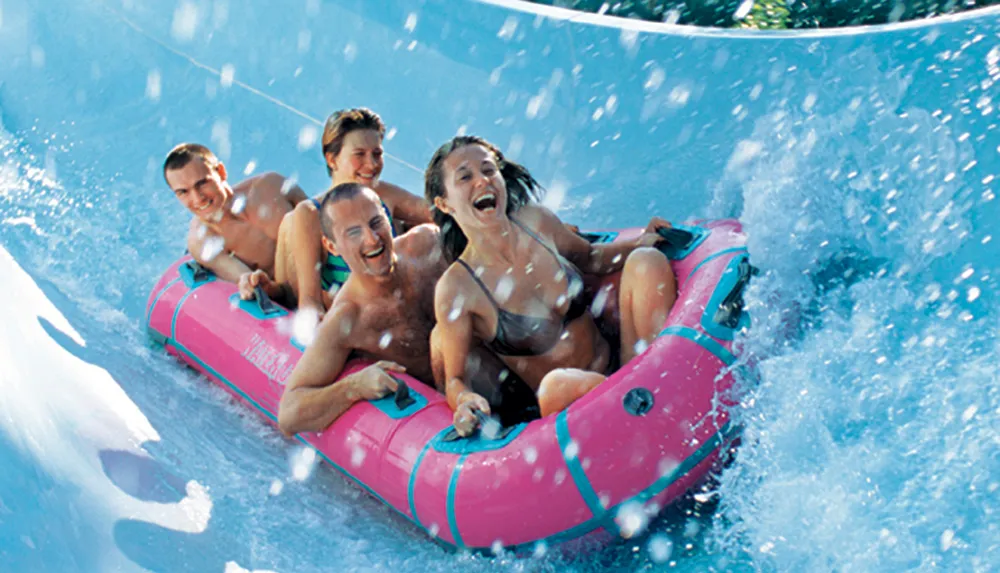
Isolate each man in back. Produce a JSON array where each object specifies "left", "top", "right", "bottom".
[
  {"left": 163, "top": 143, "right": 308, "bottom": 283},
  {"left": 277, "top": 183, "right": 537, "bottom": 435}
]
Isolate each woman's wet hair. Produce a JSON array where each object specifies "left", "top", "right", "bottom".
[
  {"left": 321, "top": 108, "right": 385, "bottom": 176},
  {"left": 424, "top": 135, "right": 543, "bottom": 262},
  {"left": 162, "top": 143, "right": 219, "bottom": 182}
]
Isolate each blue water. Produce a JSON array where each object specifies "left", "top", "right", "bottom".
[{"left": 2, "top": 0, "right": 999, "bottom": 571}]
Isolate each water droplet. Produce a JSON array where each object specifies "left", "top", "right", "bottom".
[
  {"left": 497, "top": 16, "right": 518, "bottom": 40},
  {"left": 553, "top": 468, "right": 567, "bottom": 485},
  {"left": 343, "top": 42, "right": 357, "bottom": 62},
  {"left": 293, "top": 306, "right": 320, "bottom": 347},
  {"left": 298, "top": 125, "right": 318, "bottom": 151},
  {"left": 200, "top": 236, "right": 225, "bottom": 261},
  {"left": 633, "top": 339, "right": 650, "bottom": 356},
  {"left": 404, "top": 13, "right": 418, "bottom": 32},
  {"left": 940, "top": 529, "right": 955, "bottom": 551},
  {"left": 231, "top": 193, "right": 247, "bottom": 215},
  {"left": 563, "top": 440, "right": 579, "bottom": 461},
  {"left": 968, "top": 287, "right": 981, "bottom": 302},
  {"left": 962, "top": 405, "right": 978, "bottom": 422},
  {"left": 734, "top": 0, "right": 753, "bottom": 19},
  {"left": 171, "top": 1, "right": 199, "bottom": 42},
  {"left": 615, "top": 501, "right": 649, "bottom": 538},
  {"left": 281, "top": 175, "right": 299, "bottom": 195},
  {"left": 533, "top": 540, "right": 548, "bottom": 558},
  {"left": 290, "top": 447, "right": 318, "bottom": 482},
  {"left": 524, "top": 446, "right": 538, "bottom": 464},
  {"left": 481, "top": 417, "right": 501, "bottom": 440},
  {"left": 378, "top": 332, "right": 392, "bottom": 349},
  {"left": 658, "top": 457, "right": 678, "bottom": 477},
  {"left": 495, "top": 276, "right": 514, "bottom": 303},
  {"left": 648, "top": 534, "right": 672, "bottom": 563},
  {"left": 297, "top": 30, "right": 311, "bottom": 53},
  {"left": 644, "top": 67, "right": 665, "bottom": 91},
  {"left": 268, "top": 479, "right": 284, "bottom": 496},
  {"left": 351, "top": 445, "right": 366, "bottom": 467},
  {"left": 145, "top": 70, "right": 161, "bottom": 102},
  {"left": 491, "top": 539, "right": 504, "bottom": 555},
  {"left": 590, "top": 285, "right": 611, "bottom": 316},
  {"left": 220, "top": 64, "right": 235, "bottom": 88}
]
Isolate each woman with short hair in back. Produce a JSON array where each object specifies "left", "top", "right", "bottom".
[{"left": 240, "top": 107, "right": 432, "bottom": 315}]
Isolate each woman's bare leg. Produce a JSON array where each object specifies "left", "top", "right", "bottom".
[
  {"left": 536, "top": 368, "right": 605, "bottom": 417},
  {"left": 618, "top": 247, "right": 677, "bottom": 365}
]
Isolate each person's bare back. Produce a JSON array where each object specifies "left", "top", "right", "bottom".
[
  {"left": 186, "top": 172, "right": 303, "bottom": 278},
  {"left": 164, "top": 143, "right": 307, "bottom": 283}
]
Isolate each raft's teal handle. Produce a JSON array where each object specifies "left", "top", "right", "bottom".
[
  {"left": 713, "top": 258, "right": 759, "bottom": 328},
  {"left": 252, "top": 285, "right": 280, "bottom": 316},
  {"left": 393, "top": 379, "right": 416, "bottom": 411},
  {"left": 656, "top": 227, "right": 696, "bottom": 250},
  {"left": 441, "top": 410, "right": 515, "bottom": 442},
  {"left": 179, "top": 260, "right": 215, "bottom": 288}
]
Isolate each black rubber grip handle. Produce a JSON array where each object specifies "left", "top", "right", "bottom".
[
  {"left": 393, "top": 379, "right": 416, "bottom": 410},
  {"left": 656, "top": 227, "right": 696, "bottom": 250},
  {"left": 253, "top": 285, "right": 279, "bottom": 315}
]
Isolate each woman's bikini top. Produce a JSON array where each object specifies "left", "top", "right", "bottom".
[
  {"left": 311, "top": 196, "right": 395, "bottom": 291},
  {"left": 456, "top": 219, "right": 589, "bottom": 357}
]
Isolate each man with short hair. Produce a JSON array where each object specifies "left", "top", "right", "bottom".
[
  {"left": 163, "top": 143, "right": 307, "bottom": 283},
  {"left": 276, "top": 183, "right": 537, "bottom": 436}
]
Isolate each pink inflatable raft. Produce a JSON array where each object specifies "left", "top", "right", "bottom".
[{"left": 146, "top": 219, "right": 753, "bottom": 552}]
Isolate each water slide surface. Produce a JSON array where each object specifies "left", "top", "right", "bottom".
[{"left": 1, "top": 0, "right": 998, "bottom": 571}]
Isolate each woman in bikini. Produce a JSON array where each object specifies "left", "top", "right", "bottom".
[
  {"left": 240, "top": 108, "right": 432, "bottom": 315},
  {"left": 426, "top": 136, "right": 678, "bottom": 436}
]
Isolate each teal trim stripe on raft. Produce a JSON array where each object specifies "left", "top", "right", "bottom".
[
  {"left": 686, "top": 246, "right": 748, "bottom": 282},
  {"left": 163, "top": 335, "right": 426, "bottom": 532},
  {"left": 447, "top": 454, "right": 469, "bottom": 548},
  {"left": 489, "top": 422, "right": 738, "bottom": 555},
  {"left": 160, "top": 279, "right": 428, "bottom": 537},
  {"left": 658, "top": 325, "right": 736, "bottom": 366},
  {"left": 145, "top": 276, "right": 182, "bottom": 327},
  {"left": 408, "top": 439, "right": 434, "bottom": 528},
  {"left": 629, "top": 421, "right": 735, "bottom": 505},
  {"left": 170, "top": 286, "right": 200, "bottom": 340},
  {"left": 556, "top": 410, "right": 603, "bottom": 519},
  {"left": 169, "top": 337, "right": 279, "bottom": 424}
]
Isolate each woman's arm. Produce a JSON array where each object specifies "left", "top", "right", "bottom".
[
  {"left": 288, "top": 201, "right": 328, "bottom": 316},
  {"left": 530, "top": 205, "right": 670, "bottom": 276},
  {"left": 434, "top": 270, "right": 492, "bottom": 435},
  {"left": 376, "top": 181, "right": 433, "bottom": 230}
]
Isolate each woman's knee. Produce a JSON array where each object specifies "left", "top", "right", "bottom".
[
  {"left": 537, "top": 369, "right": 604, "bottom": 416},
  {"left": 624, "top": 247, "right": 671, "bottom": 278},
  {"left": 623, "top": 247, "right": 675, "bottom": 295}
]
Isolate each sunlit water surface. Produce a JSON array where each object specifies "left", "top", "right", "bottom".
[{"left": 1, "top": 1, "right": 999, "bottom": 571}]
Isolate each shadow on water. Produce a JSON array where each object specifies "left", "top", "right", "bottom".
[{"left": 37, "top": 313, "right": 242, "bottom": 572}]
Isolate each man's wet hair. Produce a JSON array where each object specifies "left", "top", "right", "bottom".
[
  {"left": 319, "top": 182, "right": 375, "bottom": 239},
  {"left": 321, "top": 108, "right": 386, "bottom": 177},
  {"left": 163, "top": 143, "right": 220, "bottom": 183}
]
